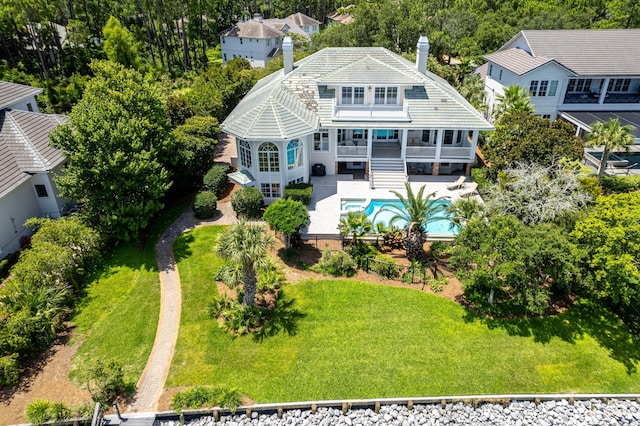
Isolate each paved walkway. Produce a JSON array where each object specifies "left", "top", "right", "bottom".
[{"left": 128, "top": 202, "right": 236, "bottom": 412}]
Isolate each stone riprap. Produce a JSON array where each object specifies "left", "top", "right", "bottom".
[{"left": 165, "top": 399, "right": 640, "bottom": 426}]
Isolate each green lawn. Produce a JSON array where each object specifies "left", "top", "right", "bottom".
[
  {"left": 69, "top": 202, "right": 189, "bottom": 385},
  {"left": 168, "top": 226, "right": 640, "bottom": 401}
]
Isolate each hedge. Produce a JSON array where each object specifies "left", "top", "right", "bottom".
[
  {"left": 284, "top": 183, "right": 313, "bottom": 205},
  {"left": 203, "top": 163, "right": 230, "bottom": 197},
  {"left": 231, "top": 187, "right": 264, "bottom": 219}
]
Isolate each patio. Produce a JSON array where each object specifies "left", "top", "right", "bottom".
[{"left": 304, "top": 174, "right": 478, "bottom": 238}]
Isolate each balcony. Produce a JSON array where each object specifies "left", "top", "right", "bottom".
[
  {"left": 333, "top": 99, "right": 411, "bottom": 122},
  {"left": 604, "top": 93, "right": 640, "bottom": 104},
  {"left": 337, "top": 141, "right": 367, "bottom": 157},
  {"left": 563, "top": 93, "right": 599, "bottom": 104}
]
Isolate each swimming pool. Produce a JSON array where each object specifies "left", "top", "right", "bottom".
[{"left": 341, "top": 198, "right": 457, "bottom": 235}]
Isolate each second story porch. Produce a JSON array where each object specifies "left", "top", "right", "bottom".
[{"left": 563, "top": 77, "right": 640, "bottom": 106}]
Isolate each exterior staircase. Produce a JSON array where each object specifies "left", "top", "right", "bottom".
[{"left": 369, "top": 158, "right": 407, "bottom": 189}]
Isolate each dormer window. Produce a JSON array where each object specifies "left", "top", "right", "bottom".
[
  {"left": 342, "top": 87, "right": 365, "bottom": 105},
  {"left": 374, "top": 87, "right": 398, "bottom": 105}
]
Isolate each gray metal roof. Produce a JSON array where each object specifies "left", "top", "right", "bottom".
[
  {"left": 560, "top": 110, "right": 640, "bottom": 139},
  {"left": 500, "top": 29, "right": 640, "bottom": 76},
  {"left": 483, "top": 49, "right": 559, "bottom": 76},
  {"left": 0, "top": 109, "right": 67, "bottom": 198},
  {"left": 222, "top": 47, "right": 492, "bottom": 140},
  {"left": 0, "top": 81, "right": 43, "bottom": 110}
]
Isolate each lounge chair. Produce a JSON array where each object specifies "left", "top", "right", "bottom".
[
  {"left": 459, "top": 182, "right": 478, "bottom": 198},
  {"left": 447, "top": 175, "right": 466, "bottom": 190}
]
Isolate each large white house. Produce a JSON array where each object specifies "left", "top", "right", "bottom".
[
  {"left": 480, "top": 29, "right": 640, "bottom": 141},
  {"left": 0, "top": 81, "right": 68, "bottom": 259},
  {"left": 220, "top": 12, "right": 320, "bottom": 67},
  {"left": 222, "top": 36, "right": 493, "bottom": 203}
]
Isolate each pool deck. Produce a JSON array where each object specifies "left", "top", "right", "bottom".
[{"left": 304, "top": 175, "right": 478, "bottom": 238}]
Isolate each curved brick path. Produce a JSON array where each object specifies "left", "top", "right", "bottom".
[{"left": 128, "top": 203, "right": 236, "bottom": 412}]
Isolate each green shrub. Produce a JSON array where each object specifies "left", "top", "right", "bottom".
[
  {"left": 47, "top": 402, "right": 72, "bottom": 421},
  {"left": 25, "top": 400, "right": 77, "bottom": 425},
  {"left": 193, "top": 191, "right": 218, "bottom": 219},
  {"left": 25, "top": 400, "right": 52, "bottom": 425},
  {"left": 86, "top": 360, "right": 127, "bottom": 405},
  {"left": 283, "top": 183, "right": 313, "bottom": 205},
  {"left": 428, "top": 277, "right": 449, "bottom": 292},
  {"left": 231, "top": 186, "right": 264, "bottom": 219},
  {"left": 601, "top": 175, "right": 640, "bottom": 194},
  {"left": 209, "top": 295, "right": 267, "bottom": 334},
  {"left": 578, "top": 176, "right": 602, "bottom": 199},
  {"left": 171, "top": 386, "right": 241, "bottom": 413},
  {"left": 202, "top": 163, "right": 230, "bottom": 197},
  {"left": 471, "top": 167, "right": 492, "bottom": 192},
  {"left": 0, "top": 354, "right": 20, "bottom": 388},
  {"left": 369, "top": 255, "right": 400, "bottom": 279},
  {"left": 312, "top": 250, "right": 357, "bottom": 277}
]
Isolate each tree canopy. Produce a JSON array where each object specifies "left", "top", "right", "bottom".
[
  {"left": 586, "top": 118, "right": 636, "bottom": 181},
  {"left": 571, "top": 192, "right": 640, "bottom": 306},
  {"left": 483, "top": 111, "right": 584, "bottom": 173},
  {"left": 263, "top": 198, "right": 309, "bottom": 249},
  {"left": 50, "top": 61, "right": 172, "bottom": 241}
]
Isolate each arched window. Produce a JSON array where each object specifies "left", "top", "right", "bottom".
[
  {"left": 258, "top": 142, "right": 279, "bottom": 172},
  {"left": 287, "top": 140, "right": 302, "bottom": 170},
  {"left": 239, "top": 140, "right": 252, "bottom": 168}
]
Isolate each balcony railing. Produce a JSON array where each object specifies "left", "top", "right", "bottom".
[
  {"left": 564, "top": 92, "right": 640, "bottom": 105},
  {"left": 406, "top": 146, "right": 436, "bottom": 158},
  {"left": 603, "top": 93, "right": 640, "bottom": 104},
  {"left": 441, "top": 147, "right": 473, "bottom": 158},
  {"left": 337, "top": 145, "right": 367, "bottom": 157},
  {"left": 563, "top": 93, "right": 599, "bottom": 104},
  {"left": 333, "top": 99, "right": 411, "bottom": 121}
]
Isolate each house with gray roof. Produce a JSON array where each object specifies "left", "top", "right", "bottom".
[
  {"left": 481, "top": 29, "right": 640, "bottom": 141},
  {"left": 0, "top": 81, "right": 69, "bottom": 259},
  {"left": 220, "top": 12, "right": 320, "bottom": 67},
  {"left": 222, "top": 36, "right": 492, "bottom": 201}
]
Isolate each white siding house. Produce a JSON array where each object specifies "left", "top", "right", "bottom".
[
  {"left": 0, "top": 81, "right": 68, "bottom": 258},
  {"left": 481, "top": 29, "right": 640, "bottom": 141},
  {"left": 222, "top": 36, "right": 493, "bottom": 203},
  {"left": 220, "top": 12, "right": 320, "bottom": 67}
]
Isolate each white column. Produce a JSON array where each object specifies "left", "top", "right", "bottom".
[
  {"left": 367, "top": 129, "right": 373, "bottom": 159},
  {"left": 435, "top": 129, "right": 443, "bottom": 160},
  {"left": 400, "top": 129, "right": 407, "bottom": 159},
  {"left": 599, "top": 78, "right": 610, "bottom": 104},
  {"left": 469, "top": 130, "right": 478, "bottom": 161}
]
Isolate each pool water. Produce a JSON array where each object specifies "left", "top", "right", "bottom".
[
  {"left": 341, "top": 198, "right": 457, "bottom": 235},
  {"left": 618, "top": 153, "right": 640, "bottom": 168}
]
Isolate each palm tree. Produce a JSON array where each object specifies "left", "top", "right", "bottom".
[
  {"left": 375, "top": 183, "right": 448, "bottom": 261},
  {"left": 216, "top": 220, "right": 275, "bottom": 306},
  {"left": 493, "top": 85, "right": 534, "bottom": 121},
  {"left": 586, "top": 118, "right": 635, "bottom": 182},
  {"left": 338, "top": 211, "right": 373, "bottom": 246},
  {"left": 447, "top": 198, "right": 484, "bottom": 231}
]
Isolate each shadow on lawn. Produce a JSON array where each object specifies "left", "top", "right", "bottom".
[
  {"left": 253, "top": 293, "right": 306, "bottom": 343},
  {"left": 463, "top": 300, "right": 640, "bottom": 374},
  {"left": 172, "top": 231, "right": 195, "bottom": 263}
]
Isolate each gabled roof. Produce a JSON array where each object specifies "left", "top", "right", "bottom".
[
  {"left": 220, "top": 13, "right": 317, "bottom": 40},
  {"left": 498, "top": 29, "right": 640, "bottom": 76},
  {"left": 483, "top": 49, "right": 566, "bottom": 76},
  {"left": 287, "top": 12, "right": 320, "bottom": 27},
  {"left": 0, "top": 81, "right": 43, "bottom": 110},
  {"left": 222, "top": 46, "right": 492, "bottom": 141},
  {"left": 0, "top": 110, "right": 67, "bottom": 198},
  {"left": 221, "top": 19, "right": 283, "bottom": 38},
  {"left": 327, "top": 5, "right": 355, "bottom": 24}
]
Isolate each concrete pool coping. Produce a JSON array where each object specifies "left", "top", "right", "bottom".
[{"left": 303, "top": 175, "right": 480, "bottom": 239}]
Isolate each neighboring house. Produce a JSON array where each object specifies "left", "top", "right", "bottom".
[
  {"left": 0, "top": 81, "right": 68, "bottom": 259},
  {"left": 327, "top": 5, "right": 355, "bottom": 25},
  {"left": 220, "top": 12, "right": 320, "bottom": 67},
  {"left": 222, "top": 36, "right": 493, "bottom": 203},
  {"left": 480, "top": 29, "right": 640, "bottom": 141}
]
